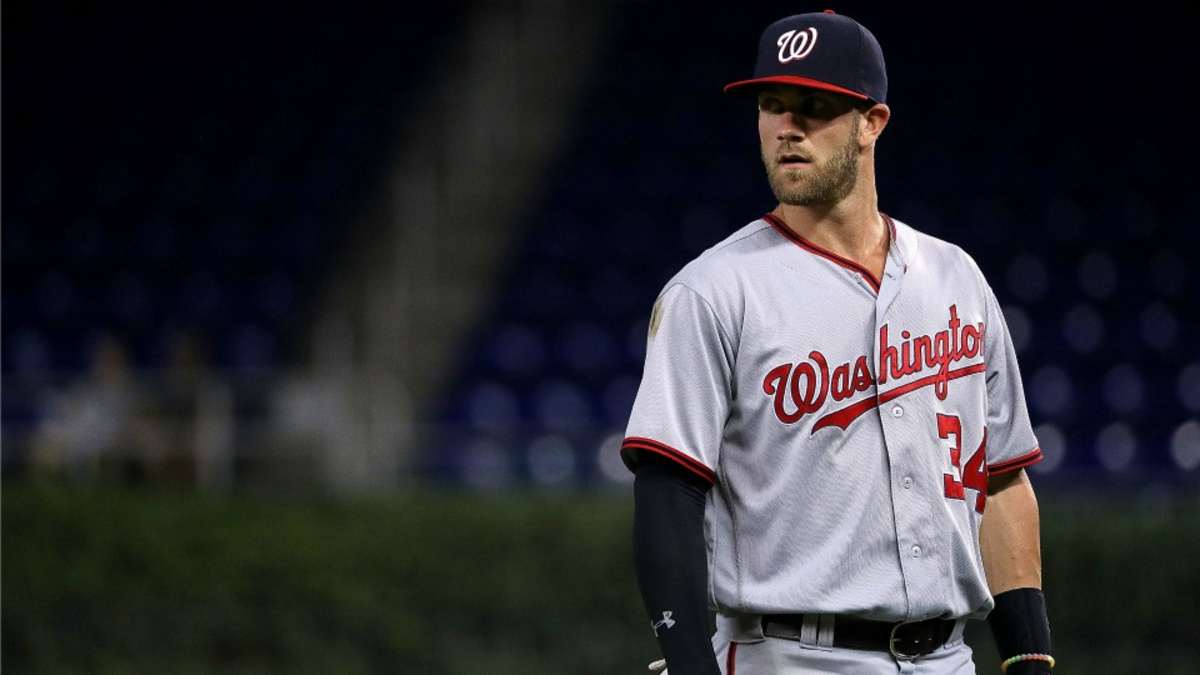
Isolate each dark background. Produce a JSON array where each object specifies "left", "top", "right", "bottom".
[{"left": 3, "top": 2, "right": 1198, "bottom": 673}]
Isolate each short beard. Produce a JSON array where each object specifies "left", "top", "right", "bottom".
[{"left": 763, "top": 114, "right": 861, "bottom": 207}]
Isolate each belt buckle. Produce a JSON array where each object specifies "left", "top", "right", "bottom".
[{"left": 887, "top": 621, "right": 923, "bottom": 661}]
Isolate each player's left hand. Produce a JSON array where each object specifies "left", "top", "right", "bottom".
[{"left": 647, "top": 657, "right": 667, "bottom": 673}]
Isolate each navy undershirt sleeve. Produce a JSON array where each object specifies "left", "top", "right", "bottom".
[{"left": 632, "top": 456, "right": 721, "bottom": 675}]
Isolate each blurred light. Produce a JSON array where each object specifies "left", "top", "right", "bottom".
[
  {"left": 1061, "top": 304, "right": 1104, "bottom": 354},
  {"left": 1148, "top": 250, "right": 1186, "bottom": 297},
  {"left": 466, "top": 381, "right": 520, "bottom": 434},
  {"left": 602, "top": 375, "right": 640, "bottom": 426},
  {"left": 491, "top": 324, "right": 545, "bottom": 375},
  {"left": 533, "top": 379, "right": 593, "bottom": 433},
  {"left": 1076, "top": 250, "right": 1117, "bottom": 299},
  {"left": 1095, "top": 422, "right": 1137, "bottom": 473},
  {"left": 1139, "top": 302, "right": 1178, "bottom": 350},
  {"left": 273, "top": 375, "right": 328, "bottom": 435},
  {"left": 527, "top": 435, "right": 577, "bottom": 486},
  {"left": 461, "top": 438, "right": 513, "bottom": 489},
  {"left": 1001, "top": 304, "right": 1032, "bottom": 353},
  {"left": 1178, "top": 363, "right": 1200, "bottom": 412},
  {"left": 1168, "top": 421, "right": 1200, "bottom": 471},
  {"left": 595, "top": 431, "right": 634, "bottom": 484},
  {"left": 1006, "top": 254, "right": 1049, "bottom": 303},
  {"left": 1031, "top": 424, "right": 1066, "bottom": 473},
  {"left": 561, "top": 321, "right": 617, "bottom": 373},
  {"left": 1103, "top": 364, "right": 1144, "bottom": 413},
  {"left": 1030, "top": 366, "right": 1073, "bottom": 416}
]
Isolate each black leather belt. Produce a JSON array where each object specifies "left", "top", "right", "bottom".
[{"left": 761, "top": 614, "right": 956, "bottom": 660}]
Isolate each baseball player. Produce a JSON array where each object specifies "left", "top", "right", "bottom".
[{"left": 622, "top": 11, "right": 1054, "bottom": 674}]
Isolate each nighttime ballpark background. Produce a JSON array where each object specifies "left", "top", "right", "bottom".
[{"left": 2, "top": 2, "right": 1197, "bottom": 673}]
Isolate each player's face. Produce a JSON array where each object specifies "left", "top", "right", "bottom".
[{"left": 757, "top": 87, "right": 863, "bottom": 207}]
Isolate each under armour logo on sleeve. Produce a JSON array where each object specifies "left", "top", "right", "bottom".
[{"left": 651, "top": 611, "right": 676, "bottom": 636}]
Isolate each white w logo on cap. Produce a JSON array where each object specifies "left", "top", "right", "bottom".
[{"left": 777, "top": 27, "right": 818, "bottom": 63}]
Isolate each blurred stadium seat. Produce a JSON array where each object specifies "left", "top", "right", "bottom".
[{"left": 2, "top": 4, "right": 466, "bottom": 481}]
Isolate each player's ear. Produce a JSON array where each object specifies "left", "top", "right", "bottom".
[{"left": 859, "top": 103, "right": 890, "bottom": 147}]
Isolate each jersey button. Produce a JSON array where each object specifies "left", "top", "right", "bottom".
[
  {"left": 902, "top": 476, "right": 913, "bottom": 489},
  {"left": 890, "top": 405, "right": 904, "bottom": 418},
  {"left": 911, "top": 545, "right": 922, "bottom": 558}
]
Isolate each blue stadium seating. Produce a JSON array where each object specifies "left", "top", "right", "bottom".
[{"left": 2, "top": 4, "right": 466, "bottom": 462}]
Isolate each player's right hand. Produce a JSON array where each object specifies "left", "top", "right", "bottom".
[{"left": 647, "top": 658, "right": 667, "bottom": 674}]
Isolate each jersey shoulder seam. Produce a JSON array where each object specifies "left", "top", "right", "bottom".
[
  {"left": 662, "top": 281, "right": 738, "bottom": 354},
  {"left": 903, "top": 224, "right": 994, "bottom": 300}
]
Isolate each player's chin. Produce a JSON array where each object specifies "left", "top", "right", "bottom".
[
  {"left": 771, "top": 186, "right": 812, "bottom": 206},
  {"left": 769, "top": 170, "right": 806, "bottom": 192}
]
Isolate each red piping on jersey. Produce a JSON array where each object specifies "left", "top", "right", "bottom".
[
  {"left": 988, "top": 447, "right": 1044, "bottom": 476},
  {"left": 726, "top": 641, "right": 738, "bottom": 674},
  {"left": 763, "top": 212, "right": 895, "bottom": 293},
  {"left": 621, "top": 437, "right": 717, "bottom": 485},
  {"left": 884, "top": 212, "right": 898, "bottom": 247},
  {"left": 812, "top": 362, "right": 988, "bottom": 432}
]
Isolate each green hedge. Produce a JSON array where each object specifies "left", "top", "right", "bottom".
[{"left": 3, "top": 484, "right": 1197, "bottom": 674}]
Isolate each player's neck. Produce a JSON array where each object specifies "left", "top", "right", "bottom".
[{"left": 772, "top": 186, "right": 889, "bottom": 278}]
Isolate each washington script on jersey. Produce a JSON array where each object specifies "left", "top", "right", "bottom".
[{"left": 763, "top": 304, "right": 987, "bottom": 433}]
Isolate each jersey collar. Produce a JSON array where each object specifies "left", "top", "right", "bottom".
[{"left": 762, "top": 212, "right": 906, "bottom": 293}]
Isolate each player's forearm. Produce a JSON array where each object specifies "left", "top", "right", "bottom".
[
  {"left": 981, "top": 469, "right": 1054, "bottom": 673},
  {"left": 979, "top": 468, "right": 1042, "bottom": 593},
  {"left": 633, "top": 460, "right": 721, "bottom": 675}
]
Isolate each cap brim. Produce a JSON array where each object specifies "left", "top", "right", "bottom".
[{"left": 722, "top": 75, "right": 871, "bottom": 101}]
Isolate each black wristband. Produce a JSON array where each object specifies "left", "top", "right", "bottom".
[{"left": 988, "top": 587, "right": 1053, "bottom": 673}]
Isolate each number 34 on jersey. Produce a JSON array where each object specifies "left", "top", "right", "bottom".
[{"left": 937, "top": 413, "right": 987, "bottom": 513}]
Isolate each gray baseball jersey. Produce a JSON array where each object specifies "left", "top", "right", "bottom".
[{"left": 621, "top": 213, "right": 1042, "bottom": 623}]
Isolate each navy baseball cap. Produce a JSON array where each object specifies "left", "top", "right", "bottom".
[{"left": 724, "top": 10, "right": 887, "bottom": 104}]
